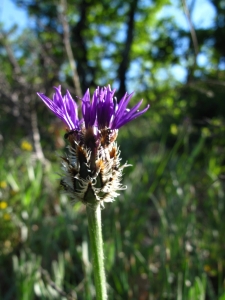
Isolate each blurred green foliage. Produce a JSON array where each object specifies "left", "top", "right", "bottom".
[{"left": 0, "top": 0, "right": 225, "bottom": 299}]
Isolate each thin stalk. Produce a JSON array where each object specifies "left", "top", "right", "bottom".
[{"left": 86, "top": 204, "right": 107, "bottom": 300}]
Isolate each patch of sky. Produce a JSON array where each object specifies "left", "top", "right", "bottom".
[
  {"left": 93, "top": 36, "right": 102, "bottom": 44},
  {"left": 101, "top": 58, "right": 112, "bottom": 69},
  {"left": 117, "top": 3, "right": 129, "bottom": 16},
  {"left": 197, "top": 53, "right": 208, "bottom": 67},
  {"left": 126, "top": 57, "right": 187, "bottom": 90},
  {"left": 98, "top": 25, "right": 111, "bottom": 36},
  {"left": 0, "top": 0, "right": 34, "bottom": 35},
  {"left": 171, "top": 65, "right": 187, "bottom": 83},
  {"left": 218, "top": 59, "right": 225, "bottom": 70},
  {"left": 150, "top": 30, "right": 160, "bottom": 41},
  {"left": 157, "top": 0, "right": 216, "bottom": 30},
  {"left": 156, "top": 68, "right": 170, "bottom": 81},
  {"left": 97, "top": 24, "right": 126, "bottom": 44},
  {"left": 191, "top": 0, "right": 216, "bottom": 29},
  {"left": 114, "top": 25, "right": 126, "bottom": 43},
  {"left": 134, "top": 11, "right": 142, "bottom": 22},
  {"left": 157, "top": 3, "right": 189, "bottom": 31},
  {"left": 0, "top": 47, "right": 7, "bottom": 56},
  {"left": 138, "top": 0, "right": 155, "bottom": 9},
  {"left": 169, "top": 30, "right": 179, "bottom": 40},
  {"left": 126, "top": 60, "right": 142, "bottom": 91},
  {"left": 112, "top": 79, "right": 120, "bottom": 90},
  {"left": 144, "top": 61, "right": 153, "bottom": 69},
  {"left": 174, "top": 37, "right": 190, "bottom": 56},
  {"left": 151, "top": 46, "right": 158, "bottom": 56},
  {"left": 143, "top": 64, "right": 187, "bottom": 84},
  {"left": 107, "top": 43, "right": 117, "bottom": 55},
  {"left": 0, "top": 0, "right": 216, "bottom": 87},
  {"left": 127, "top": 60, "right": 142, "bottom": 77},
  {"left": 151, "top": 27, "right": 179, "bottom": 42},
  {"left": 97, "top": 71, "right": 118, "bottom": 88},
  {"left": 126, "top": 79, "right": 141, "bottom": 94}
]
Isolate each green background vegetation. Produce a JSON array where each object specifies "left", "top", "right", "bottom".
[{"left": 0, "top": 0, "right": 225, "bottom": 299}]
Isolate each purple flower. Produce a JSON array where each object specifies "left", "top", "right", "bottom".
[
  {"left": 37, "top": 84, "right": 150, "bottom": 204},
  {"left": 37, "top": 85, "right": 150, "bottom": 131}
]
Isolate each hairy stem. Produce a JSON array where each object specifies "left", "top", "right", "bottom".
[{"left": 86, "top": 204, "right": 107, "bottom": 300}]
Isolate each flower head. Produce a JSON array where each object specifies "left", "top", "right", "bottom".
[{"left": 38, "top": 85, "right": 149, "bottom": 205}]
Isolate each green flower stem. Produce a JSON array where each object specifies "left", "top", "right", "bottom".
[{"left": 86, "top": 203, "right": 107, "bottom": 300}]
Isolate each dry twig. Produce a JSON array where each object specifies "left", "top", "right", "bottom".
[{"left": 59, "top": 0, "right": 82, "bottom": 97}]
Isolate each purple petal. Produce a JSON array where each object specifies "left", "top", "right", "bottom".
[
  {"left": 37, "top": 86, "right": 80, "bottom": 130},
  {"left": 82, "top": 89, "right": 91, "bottom": 128},
  {"left": 115, "top": 104, "right": 150, "bottom": 128},
  {"left": 111, "top": 93, "right": 133, "bottom": 127},
  {"left": 111, "top": 92, "right": 150, "bottom": 129},
  {"left": 97, "top": 85, "right": 115, "bottom": 128},
  {"left": 81, "top": 88, "right": 97, "bottom": 128}
]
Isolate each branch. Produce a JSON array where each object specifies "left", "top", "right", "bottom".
[
  {"left": 59, "top": 0, "right": 82, "bottom": 97},
  {"left": 182, "top": 0, "right": 199, "bottom": 58},
  {"left": 117, "top": 0, "right": 138, "bottom": 99},
  {"left": 0, "top": 31, "right": 31, "bottom": 89},
  {"left": 31, "top": 110, "right": 48, "bottom": 164}
]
